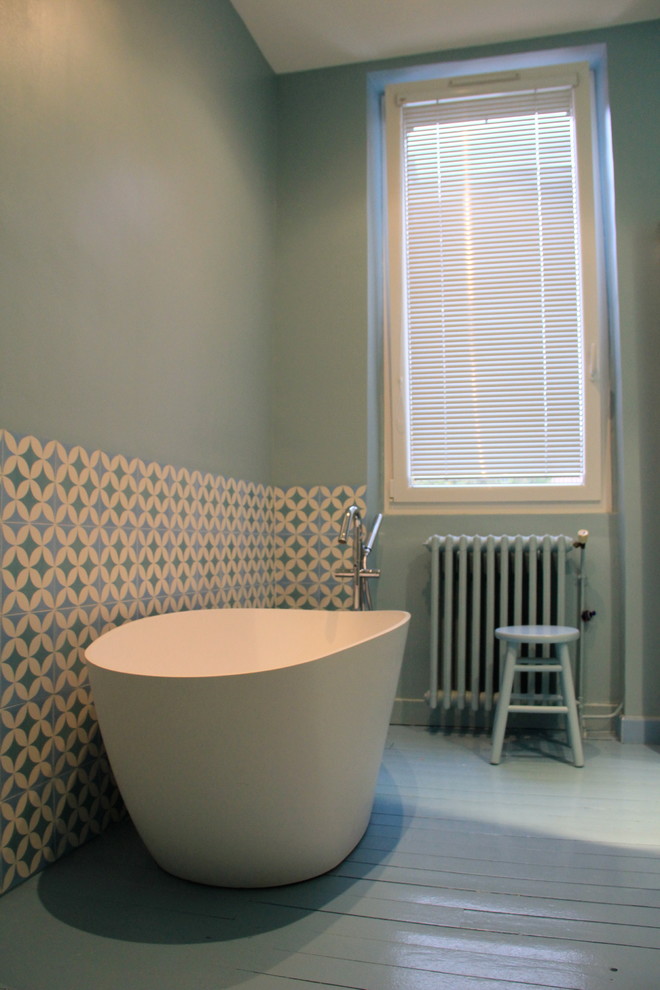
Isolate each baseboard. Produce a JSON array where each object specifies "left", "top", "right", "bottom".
[
  {"left": 390, "top": 697, "right": 560, "bottom": 733},
  {"left": 390, "top": 698, "right": 435, "bottom": 726},
  {"left": 390, "top": 697, "right": 494, "bottom": 730},
  {"left": 617, "top": 715, "right": 660, "bottom": 745},
  {"left": 391, "top": 697, "right": 619, "bottom": 738}
]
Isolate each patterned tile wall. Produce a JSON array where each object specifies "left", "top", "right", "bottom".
[
  {"left": 0, "top": 428, "right": 365, "bottom": 894},
  {"left": 275, "top": 485, "right": 367, "bottom": 610}
]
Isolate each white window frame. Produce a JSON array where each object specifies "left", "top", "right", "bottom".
[{"left": 383, "top": 61, "right": 609, "bottom": 513}]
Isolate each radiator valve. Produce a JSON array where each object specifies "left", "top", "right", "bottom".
[{"left": 574, "top": 529, "right": 589, "bottom": 548}]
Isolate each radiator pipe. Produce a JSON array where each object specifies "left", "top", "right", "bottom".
[{"left": 573, "top": 529, "right": 593, "bottom": 730}]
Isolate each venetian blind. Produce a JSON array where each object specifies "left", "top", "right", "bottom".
[{"left": 397, "top": 83, "right": 585, "bottom": 489}]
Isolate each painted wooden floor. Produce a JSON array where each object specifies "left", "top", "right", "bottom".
[{"left": 0, "top": 726, "right": 659, "bottom": 989}]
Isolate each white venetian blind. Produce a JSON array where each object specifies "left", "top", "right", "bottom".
[{"left": 398, "top": 83, "right": 585, "bottom": 489}]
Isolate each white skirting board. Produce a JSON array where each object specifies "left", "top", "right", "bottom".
[
  {"left": 391, "top": 697, "right": 624, "bottom": 739},
  {"left": 618, "top": 715, "right": 660, "bottom": 744}
]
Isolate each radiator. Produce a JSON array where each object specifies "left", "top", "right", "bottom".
[{"left": 426, "top": 534, "right": 576, "bottom": 713}]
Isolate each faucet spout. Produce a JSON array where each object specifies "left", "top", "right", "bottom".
[{"left": 338, "top": 504, "right": 361, "bottom": 544}]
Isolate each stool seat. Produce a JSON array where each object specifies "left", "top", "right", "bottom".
[
  {"left": 496, "top": 624, "right": 579, "bottom": 644},
  {"left": 491, "top": 624, "right": 584, "bottom": 768}
]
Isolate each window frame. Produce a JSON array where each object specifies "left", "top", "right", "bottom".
[{"left": 382, "top": 59, "right": 609, "bottom": 513}]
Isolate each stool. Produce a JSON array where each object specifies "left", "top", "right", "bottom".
[{"left": 490, "top": 625, "right": 584, "bottom": 767}]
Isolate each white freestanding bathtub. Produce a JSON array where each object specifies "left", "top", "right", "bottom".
[{"left": 85, "top": 607, "right": 410, "bottom": 887}]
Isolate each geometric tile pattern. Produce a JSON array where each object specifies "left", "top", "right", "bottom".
[
  {"left": 273, "top": 484, "right": 367, "bottom": 610},
  {"left": 0, "top": 427, "right": 366, "bottom": 894}
]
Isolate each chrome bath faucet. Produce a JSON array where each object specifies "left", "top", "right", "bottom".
[{"left": 336, "top": 505, "right": 382, "bottom": 610}]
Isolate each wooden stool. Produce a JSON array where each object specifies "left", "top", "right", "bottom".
[{"left": 490, "top": 625, "right": 584, "bottom": 767}]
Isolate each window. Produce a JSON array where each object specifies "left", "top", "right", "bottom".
[{"left": 384, "top": 62, "right": 607, "bottom": 510}]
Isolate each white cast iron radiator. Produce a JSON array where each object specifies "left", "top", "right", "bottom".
[{"left": 425, "top": 534, "right": 576, "bottom": 713}]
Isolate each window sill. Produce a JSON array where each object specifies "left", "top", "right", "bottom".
[{"left": 385, "top": 492, "right": 610, "bottom": 516}]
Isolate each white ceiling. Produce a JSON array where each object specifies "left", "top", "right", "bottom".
[{"left": 229, "top": 0, "right": 660, "bottom": 73}]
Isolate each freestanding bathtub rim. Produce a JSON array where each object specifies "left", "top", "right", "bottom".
[{"left": 85, "top": 607, "right": 411, "bottom": 679}]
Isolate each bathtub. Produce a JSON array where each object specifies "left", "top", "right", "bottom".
[{"left": 85, "top": 607, "right": 410, "bottom": 887}]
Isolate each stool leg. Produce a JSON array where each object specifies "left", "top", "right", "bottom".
[
  {"left": 557, "top": 644, "right": 584, "bottom": 768},
  {"left": 490, "top": 644, "right": 517, "bottom": 764}
]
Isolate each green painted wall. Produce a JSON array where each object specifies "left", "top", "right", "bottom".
[
  {"left": 0, "top": 0, "right": 276, "bottom": 482},
  {"left": 605, "top": 24, "right": 660, "bottom": 729},
  {"left": 273, "top": 64, "right": 370, "bottom": 484},
  {"left": 273, "top": 22, "right": 660, "bottom": 726}
]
